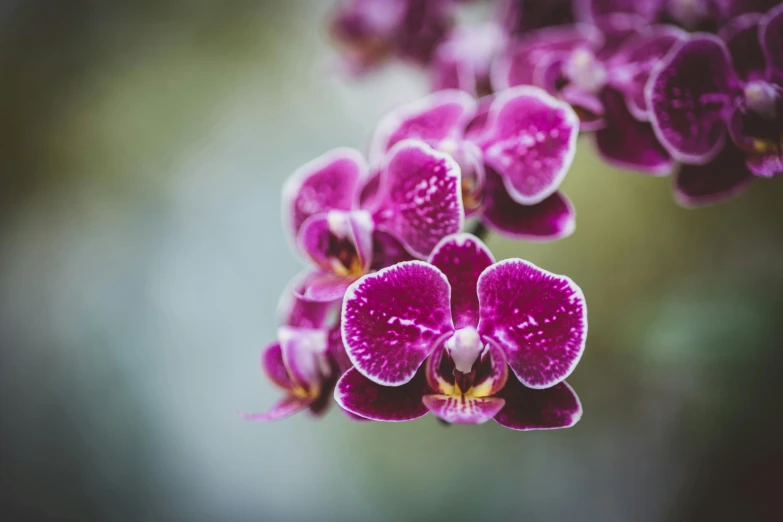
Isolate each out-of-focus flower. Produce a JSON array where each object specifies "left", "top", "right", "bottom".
[
  {"left": 431, "top": 23, "right": 508, "bottom": 97},
  {"left": 369, "top": 87, "right": 579, "bottom": 241},
  {"left": 240, "top": 293, "right": 351, "bottom": 421},
  {"left": 283, "top": 140, "right": 464, "bottom": 301},
  {"left": 580, "top": 0, "right": 780, "bottom": 32},
  {"left": 647, "top": 5, "right": 783, "bottom": 205},
  {"left": 334, "top": 233, "right": 585, "bottom": 429},
  {"left": 494, "top": 16, "right": 682, "bottom": 174},
  {"left": 330, "top": 0, "right": 457, "bottom": 74}
]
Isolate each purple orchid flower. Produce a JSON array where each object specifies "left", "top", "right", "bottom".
[
  {"left": 283, "top": 140, "right": 464, "bottom": 302},
  {"left": 240, "top": 291, "right": 351, "bottom": 421},
  {"left": 431, "top": 23, "right": 508, "bottom": 97},
  {"left": 494, "top": 15, "right": 682, "bottom": 175},
  {"left": 647, "top": 5, "right": 783, "bottom": 205},
  {"left": 369, "top": 87, "right": 580, "bottom": 241},
  {"left": 334, "top": 233, "right": 586, "bottom": 429},
  {"left": 580, "top": 0, "right": 780, "bottom": 32},
  {"left": 330, "top": 0, "right": 456, "bottom": 74}
]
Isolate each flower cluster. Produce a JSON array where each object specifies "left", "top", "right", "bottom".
[
  {"left": 330, "top": 0, "right": 783, "bottom": 206},
  {"left": 242, "top": 84, "right": 589, "bottom": 429}
]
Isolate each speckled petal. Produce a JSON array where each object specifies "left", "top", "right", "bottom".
[
  {"left": 595, "top": 88, "right": 674, "bottom": 175},
  {"left": 674, "top": 145, "right": 754, "bottom": 207},
  {"left": 761, "top": 3, "right": 783, "bottom": 83},
  {"left": 261, "top": 342, "right": 294, "bottom": 391},
  {"left": 477, "top": 259, "right": 587, "bottom": 389},
  {"left": 238, "top": 395, "right": 313, "bottom": 422},
  {"left": 721, "top": 13, "right": 766, "bottom": 83},
  {"left": 494, "top": 378, "right": 582, "bottom": 431},
  {"left": 370, "top": 140, "right": 464, "bottom": 259},
  {"left": 611, "top": 25, "right": 687, "bottom": 120},
  {"left": 370, "top": 90, "right": 477, "bottom": 164},
  {"left": 423, "top": 395, "right": 506, "bottom": 424},
  {"left": 482, "top": 170, "right": 575, "bottom": 241},
  {"left": 334, "top": 367, "right": 430, "bottom": 421},
  {"left": 480, "top": 86, "right": 580, "bottom": 205},
  {"left": 282, "top": 148, "right": 366, "bottom": 238},
  {"left": 427, "top": 234, "right": 495, "bottom": 329},
  {"left": 342, "top": 261, "right": 454, "bottom": 386},
  {"left": 647, "top": 35, "right": 740, "bottom": 164}
]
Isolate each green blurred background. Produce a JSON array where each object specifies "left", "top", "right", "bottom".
[{"left": 1, "top": 1, "right": 782, "bottom": 521}]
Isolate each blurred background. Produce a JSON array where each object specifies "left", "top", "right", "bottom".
[{"left": 1, "top": 1, "right": 782, "bottom": 521}]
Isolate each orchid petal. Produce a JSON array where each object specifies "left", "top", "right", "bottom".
[
  {"left": 477, "top": 259, "right": 587, "bottom": 388},
  {"left": 278, "top": 325, "right": 329, "bottom": 394},
  {"left": 370, "top": 90, "right": 477, "bottom": 164},
  {"left": 761, "top": 3, "right": 783, "bottom": 83},
  {"left": 595, "top": 88, "right": 674, "bottom": 175},
  {"left": 238, "top": 395, "right": 313, "bottom": 422},
  {"left": 427, "top": 233, "right": 495, "bottom": 330},
  {"left": 674, "top": 144, "right": 754, "bottom": 207},
  {"left": 482, "top": 169, "right": 576, "bottom": 240},
  {"left": 261, "top": 342, "right": 294, "bottom": 391},
  {"left": 334, "top": 367, "right": 430, "bottom": 421},
  {"left": 342, "top": 261, "right": 454, "bottom": 386},
  {"left": 480, "top": 86, "right": 580, "bottom": 205},
  {"left": 282, "top": 148, "right": 366, "bottom": 238},
  {"left": 371, "top": 140, "right": 464, "bottom": 258},
  {"left": 647, "top": 35, "right": 740, "bottom": 164},
  {"left": 494, "top": 378, "right": 582, "bottom": 431},
  {"left": 721, "top": 13, "right": 766, "bottom": 83},
  {"left": 297, "top": 210, "right": 374, "bottom": 275}
]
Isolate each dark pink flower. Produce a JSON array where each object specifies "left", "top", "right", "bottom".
[
  {"left": 283, "top": 140, "right": 464, "bottom": 301},
  {"left": 647, "top": 5, "right": 783, "bottom": 205},
  {"left": 369, "top": 87, "right": 580, "bottom": 241},
  {"left": 335, "top": 234, "right": 586, "bottom": 429}
]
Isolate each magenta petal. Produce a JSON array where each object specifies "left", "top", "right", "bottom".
[
  {"left": 423, "top": 395, "right": 506, "bottom": 425},
  {"left": 480, "top": 86, "right": 580, "bottom": 205},
  {"left": 278, "top": 326, "right": 329, "bottom": 394},
  {"left": 611, "top": 25, "right": 687, "bottom": 120},
  {"left": 482, "top": 170, "right": 575, "bottom": 241},
  {"left": 370, "top": 90, "right": 477, "bottom": 164},
  {"left": 494, "top": 378, "right": 582, "bottom": 431},
  {"left": 294, "top": 271, "right": 356, "bottom": 303},
  {"left": 371, "top": 140, "right": 464, "bottom": 258},
  {"left": 746, "top": 151, "right": 783, "bottom": 178},
  {"left": 721, "top": 13, "right": 766, "bottom": 83},
  {"left": 647, "top": 35, "right": 739, "bottom": 164},
  {"left": 595, "top": 88, "right": 674, "bottom": 175},
  {"left": 761, "top": 4, "right": 783, "bottom": 83},
  {"left": 674, "top": 145, "right": 754, "bottom": 207},
  {"left": 342, "top": 261, "right": 454, "bottom": 386},
  {"left": 239, "top": 395, "right": 313, "bottom": 422},
  {"left": 427, "top": 234, "right": 495, "bottom": 330},
  {"left": 477, "top": 259, "right": 587, "bottom": 389},
  {"left": 492, "top": 24, "right": 603, "bottom": 91},
  {"left": 334, "top": 367, "right": 430, "bottom": 421},
  {"left": 431, "top": 24, "right": 506, "bottom": 97},
  {"left": 278, "top": 276, "right": 341, "bottom": 328},
  {"left": 261, "top": 342, "right": 294, "bottom": 391},
  {"left": 370, "top": 230, "right": 416, "bottom": 270},
  {"left": 282, "top": 148, "right": 366, "bottom": 237}
]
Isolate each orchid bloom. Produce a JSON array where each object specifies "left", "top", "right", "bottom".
[
  {"left": 368, "top": 87, "right": 579, "bottom": 241},
  {"left": 330, "top": 0, "right": 456, "bottom": 74},
  {"left": 580, "top": 0, "right": 781, "bottom": 32},
  {"left": 335, "top": 234, "right": 586, "bottom": 429},
  {"left": 240, "top": 290, "right": 350, "bottom": 421},
  {"left": 283, "top": 139, "right": 464, "bottom": 302},
  {"left": 494, "top": 16, "right": 681, "bottom": 175},
  {"left": 431, "top": 23, "right": 507, "bottom": 97},
  {"left": 647, "top": 5, "right": 783, "bottom": 205}
]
